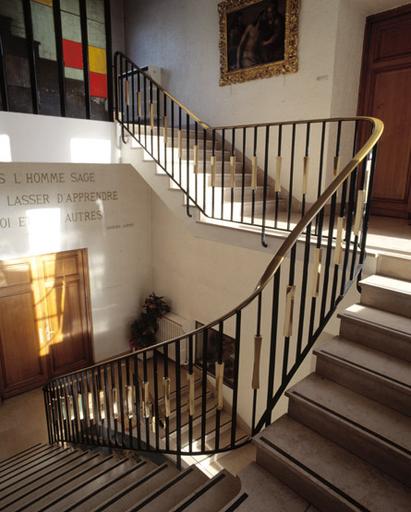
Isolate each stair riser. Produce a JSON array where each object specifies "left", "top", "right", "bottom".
[
  {"left": 256, "top": 445, "right": 356, "bottom": 512},
  {"left": 316, "top": 355, "right": 411, "bottom": 416},
  {"left": 340, "top": 318, "right": 411, "bottom": 362},
  {"left": 377, "top": 255, "right": 411, "bottom": 282},
  {"left": 222, "top": 188, "right": 275, "bottom": 202},
  {"left": 288, "top": 396, "right": 411, "bottom": 486},
  {"left": 361, "top": 285, "right": 411, "bottom": 319}
]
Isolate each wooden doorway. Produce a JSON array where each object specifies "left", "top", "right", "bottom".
[
  {"left": 358, "top": 5, "right": 411, "bottom": 219},
  {"left": 0, "top": 249, "right": 93, "bottom": 399}
]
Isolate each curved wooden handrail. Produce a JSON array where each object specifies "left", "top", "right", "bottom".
[{"left": 48, "top": 114, "right": 383, "bottom": 381}]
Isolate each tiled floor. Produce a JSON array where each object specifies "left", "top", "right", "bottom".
[{"left": 0, "top": 388, "right": 49, "bottom": 461}]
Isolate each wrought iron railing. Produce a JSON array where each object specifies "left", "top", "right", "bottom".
[{"left": 43, "top": 52, "right": 383, "bottom": 469}]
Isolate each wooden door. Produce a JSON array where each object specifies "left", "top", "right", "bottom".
[
  {"left": 358, "top": 5, "right": 411, "bottom": 219},
  {"left": 0, "top": 260, "right": 48, "bottom": 397},
  {"left": 0, "top": 250, "right": 93, "bottom": 399}
]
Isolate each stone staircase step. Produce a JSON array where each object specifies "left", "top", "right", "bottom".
[
  {"left": 222, "top": 186, "right": 275, "bottom": 202},
  {"left": 0, "top": 444, "right": 60, "bottom": 478},
  {"left": 242, "top": 199, "right": 286, "bottom": 217},
  {"left": 255, "top": 414, "right": 411, "bottom": 512},
  {"left": 107, "top": 466, "right": 207, "bottom": 512},
  {"left": 3, "top": 454, "right": 119, "bottom": 512},
  {"left": 169, "top": 470, "right": 241, "bottom": 511},
  {"left": 314, "top": 336, "right": 411, "bottom": 415},
  {"left": 0, "top": 443, "right": 44, "bottom": 470},
  {"left": 233, "top": 462, "right": 313, "bottom": 511},
  {"left": 286, "top": 373, "right": 411, "bottom": 485},
  {"left": 0, "top": 446, "right": 75, "bottom": 489},
  {"left": 69, "top": 459, "right": 158, "bottom": 511},
  {"left": 376, "top": 253, "right": 411, "bottom": 282},
  {"left": 339, "top": 304, "right": 411, "bottom": 361},
  {"left": 0, "top": 449, "right": 98, "bottom": 508},
  {"left": 360, "top": 274, "right": 411, "bottom": 318},
  {"left": 90, "top": 462, "right": 179, "bottom": 511}
]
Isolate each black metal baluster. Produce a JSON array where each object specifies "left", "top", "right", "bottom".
[
  {"left": 175, "top": 342, "right": 182, "bottom": 469},
  {"left": 302, "top": 123, "right": 311, "bottom": 217},
  {"left": 320, "top": 191, "right": 337, "bottom": 321},
  {"left": 178, "top": 107, "right": 182, "bottom": 186},
  {"left": 230, "top": 128, "right": 235, "bottom": 221},
  {"left": 164, "top": 93, "right": 168, "bottom": 174},
  {"left": 315, "top": 122, "right": 327, "bottom": 234},
  {"left": 52, "top": 0, "right": 65, "bottom": 117},
  {"left": 221, "top": 128, "right": 226, "bottom": 220},
  {"left": 340, "top": 169, "right": 357, "bottom": 294},
  {"left": 79, "top": 0, "right": 90, "bottom": 119},
  {"left": 92, "top": 368, "right": 101, "bottom": 445},
  {"left": 133, "top": 353, "right": 142, "bottom": 450},
  {"left": 126, "top": 357, "right": 133, "bottom": 449},
  {"left": 274, "top": 125, "right": 282, "bottom": 229},
  {"left": 203, "top": 128, "right": 207, "bottom": 213},
  {"left": 22, "top": 0, "right": 38, "bottom": 114},
  {"left": 0, "top": 34, "right": 9, "bottom": 111},
  {"left": 143, "top": 351, "right": 150, "bottom": 450},
  {"left": 287, "top": 124, "right": 296, "bottom": 230},
  {"left": 230, "top": 312, "right": 241, "bottom": 448},
  {"left": 110, "top": 363, "right": 118, "bottom": 446},
  {"left": 43, "top": 387, "right": 53, "bottom": 444},
  {"left": 350, "top": 157, "right": 368, "bottom": 281},
  {"left": 137, "top": 71, "right": 141, "bottom": 140},
  {"left": 282, "top": 245, "right": 296, "bottom": 381},
  {"left": 102, "top": 366, "right": 110, "bottom": 446},
  {"left": 251, "top": 292, "right": 262, "bottom": 435},
  {"left": 261, "top": 125, "right": 270, "bottom": 246},
  {"left": 150, "top": 79, "right": 154, "bottom": 154},
  {"left": 186, "top": 113, "right": 192, "bottom": 217},
  {"left": 156, "top": 86, "right": 160, "bottom": 161},
  {"left": 212, "top": 129, "right": 216, "bottom": 218},
  {"left": 309, "top": 210, "right": 324, "bottom": 340},
  {"left": 171, "top": 100, "right": 175, "bottom": 179},
  {"left": 200, "top": 328, "right": 208, "bottom": 451},
  {"left": 131, "top": 66, "right": 136, "bottom": 136},
  {"left": 103, "top": 0, "right": 113, "bottom": 121},
  {"left": 187, "top": 335, "right": 194, "bottom": 453},
  {"left": 296, "top": 222, "right": 311, "bottom": 358},
  {"left": 153, "top": 350, "right": 160, "bottom": 451},
  {"left": 251, "top": 127, "right": 257, "bottom": 224},
  {"left": 118, "top": 361, "right": 126, "bottom": 447},
  {"left": 143, "top": 75, "right": 147, "bottom": 145},
  {"left": 214, "top": 322, "right": 224, "bottom": 451},
  {"left": 265, "top": 269, "right": 280, "bottom": 427},
  {"left": 163, "top": 344, "right": 170, "bottom": 452},
  {"left": 241, "top": 128, "right": 246, "bottom": 222}
]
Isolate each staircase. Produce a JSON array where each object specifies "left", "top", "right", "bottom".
[
  {"left": 0, "top": 443, "right": 241, "bottom": 511},
  {"left": 233, "top": 253, "right": 411, "bottom": 511}
]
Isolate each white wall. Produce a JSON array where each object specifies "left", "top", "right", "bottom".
[
  {"left": 125, "top": 0, "right": 341, "bottom": 125},
  {"left": 0, "top": 162, "right": 153, "bottom": 362},
  {"left": 0, "top": 112, "right": 120, "bottom": 164}
]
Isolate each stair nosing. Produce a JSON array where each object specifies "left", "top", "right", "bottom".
[
  {"left": 258, "top": 435, "right": 368, "bottom": 512},
  {"left": 315, "top": 347, "right": 411, "bottom": 391},
  {"left": 286, "top": 388, "right": 411, "bottom": 458},
  {"left": 338, "top": 309, "right": 411, "bottom": 339},
  {"left": 360, "top": 276, "right": 411, "bottom": 297}
]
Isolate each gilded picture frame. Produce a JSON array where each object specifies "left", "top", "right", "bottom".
[{"left": 218, "top": 0, "right": 299, "bottom": 86}]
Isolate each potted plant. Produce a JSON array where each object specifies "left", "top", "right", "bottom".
[{"left": 129, "top": 293, "right": 171, "bottom": 353}]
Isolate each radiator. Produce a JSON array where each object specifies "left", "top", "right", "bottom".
[{"left": 157, "top": 313, "right": 194, "bottom": 364}]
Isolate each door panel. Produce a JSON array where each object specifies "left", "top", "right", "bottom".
[
  {"left": 0, "top": 250, "right": 93, "bottom": 398},
  {"left": 358, "top": 6, "right": 411, "bottom": 218},
  {"left": 0, "top": 290, "right": 48, "bottom": 397}
]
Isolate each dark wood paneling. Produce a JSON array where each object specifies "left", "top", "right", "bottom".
[{"left": 358, "top": 5, "right": 411, "bottom": 219}]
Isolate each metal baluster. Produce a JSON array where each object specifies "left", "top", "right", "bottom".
[
  {"left": 142, "top": 351, "right": 150, "bottom": 449},
  {"left": 309, "top": 210, "right": 324, "bottom": 340},
  {"left": 274, "top": 125, "right": 282, "bottom": 229},
  {"left": 187, "top": 335, "right": 194, "bottom": 453},
  {"left": 118, "top": 361, "right": 126, "bottom": 447},
  {"left": 133, "top": 353, "right": 142, "bottom": 450},
  {"left": 261, "top": 125, "right": 270, "bottom": 246},
  {"left": 282, "top": 245, "right": 296, "bottom": 380},
  {"left": 175, "top": 342, "right": 182, "bottom": 469},
  {"left": 111, "top": 363, "right": 118, "bottom": 446},
  {"left": 251, "top": 292, "right": 262, "bottom": 435},
  {"left": 52, "top": 0, "right": 65, "bottom": 117},
  {"left": 150, "top": 80, "right": 154, "bottom": 154},
  {"left": 143, "top": 75, "right": 147, "bottom": 145},
  {"left": 320, "top": 191, "right": 337, "bottom": 321},
  {"left": 221, "top": 128, "right": 226, "bottom": 220},
  {"left": 186, "top": 113, "right": 192, "bottom": 217},
  {"left": 156, "top": 86, "right": 160, "bottom": 161},
  {"left": 230, "top": 128, "right": 236, "bottom": 221},
  {"left": 43, "top": 387, "right": 53, "bottom": 444},
  {"left": 211, "top": 129, "right": 216, "bottom": 218},
  {"left": 214, "top": 322, "right": 224, "bottom": 451},
  {"left": 287, "top": 124, "right": 296, "bottom": 230},
  {"left": 241, "top": 128, "right": 246, "bottom": 222},
  {"left": 79, "top": 0, "right": 90, "bottom": 119},
  {"left": 251, "top": 127, "right": 258, "bottom": 224},
  {"left": 302, "top": 123, "right": 311, "bottom": 217},
  {"left": 153, "top": 350, "right": 160, "bottom": 450},
  {"left": 178, "top": 107, "right": 182, "bottom": 185},
  {"left": 163, "top": 344, "right": 170, "bottom": 451},
  {"left": 137, "top": 71, "right": 141, "bottom": 140},
  {"left": 126, "top": 358, "right": 134, "bottom": 449},
  {"left": 315, "top": 122, "right": 327, "bottom": 234},
  {"left": 194, "top": 121, "right": 199, "bottom": 206},
  {"left": 200, "top": 328, "right": 208, "bottom": 451},
  {"left": 296, "top": 223, "right": 312, "bottom": 358},
  {"left": 340, "top": 168, "right": 358, "bottom": 294},
  {"left": 164, "top": 93, "right": 168, "bottom": 174},
  {"left": 103, "top": 365, "right": 111, "bottom": 446},
  {"left": 230, "top": 311, "right": 241, "bottom": 448},
  {"left": 131, "top": 65, "right": 135, "bottom": 137}
]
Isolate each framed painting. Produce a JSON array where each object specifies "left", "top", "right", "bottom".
[{"left": 218, "top": 0, "right": 299, "bottom": 86}]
